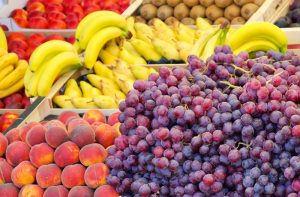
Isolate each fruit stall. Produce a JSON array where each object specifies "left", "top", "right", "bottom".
[{"left": 0, "top": 0, "right": 300, "bottom": 196}]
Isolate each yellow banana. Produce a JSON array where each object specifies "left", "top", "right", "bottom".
[
  {"left": 0, "top": 48, "right": 7, "bottom": 57},
  {"left": 87, "top": 74, "right": 119, "bottom": 91},
  {"left": 233, "top": 39, "right": 279, "bottom": 55},
  {"left": 148, "top": 68, "right": 158, "bottom": 75},
  {"left": 122, "top": 40, "right": 141, "bottom": 57},
  {"left": 130, "top": 65, "right": 149, "bottom": 80},
  {"left": 0, "top": 60, "right": 28, "bottom": 90},
  {"left": 38, "top": 52, "right": 82, "bottom": 96},
  {"left": 98, "top": 49, "right": 118, "bottom": 65},
  {"left": 93, "top": 95, "right": 118, "bottom": 109},
  {"left": 73, "top": 40, "right": 82, "bottom": 54},
  {"left": 24, "top": 68, "right": 33, "bottom": 97},
  {"left": 94, "top": 61, "right": 114, "bottom": 80},
  {"left": 64, "top": 79, "right": 82, "bottom": 97},
  {"left": 153, "top": 19, "right": 176, "bottom": 39},
  {"left": 126, "top": 16, "right": 136, "bottom": 38},
  {"left": 196, "top": 17, "right": 213, "bottom": 30},
  {"left": 79, "top": 81, "right": 102, "bottom": 98},
  {"left": 84, "top": 27, "right": 126, "bottom": 69},
  {"left": 0, "top": 53, "right": 18, "bottom": 71},
  {"left": 0, "top": 78, "right": 24, "bottom": 99},
  {"left": 119, "top": 47, "right": 147, "bottom": 65},
  {"left": 114, "top": 73, "right": 134, "bottom": 94},
  {"left": 129, "top": 38, "right": 162, "bottom": 61},
  {"left": 0, "top": 27, "right": 7, "bottom": 51},
  {"left": 152, "top": 38, "right": 180, "bottom": 60},
  {"left": 201, "top": 30, "right": 222, "bottom": 61},
  {"left": 135, "top": 31, "right": 153, "bottom": 44},
  {"left": 134, "top": 23, "right": 154, "bottom": 36},
  {"left": 53, "top": 95, "right": 75, "bottom": 108},
  {"left": 112, "top": 59, "right": 135, "bottom": 79},
  {"left": 71, "top": 97, "right": 98, "bottom": 109},
  {"left": 0, "top": 65, "right": 14, "bottom": 82},
  {"left": 105, "top": 39, "right": 120, "bottom": 57}
]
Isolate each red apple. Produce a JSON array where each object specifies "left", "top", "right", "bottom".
[
  {"left": 84, "top": 5, "right": 101, "bottom": 16},
  {"left": 27, "top": 2, "right": 46, "bottom": 13},
  {"left": 4, "top": 93, "right": 23, "bottom": 106},
  {"left": 28, "top": 16, "right": 49, "bottom": 28},
  {"left": 13, "top": 17, "right": 28, "bottom": 28},
  {"left": 65, "top": 4, "right": 84, "bottom": 14},
  {"left": 46, "top": 34, "right": 65, "bottom": 41},
  {"left": 66, "top": 17, "right": 79, "bottom": 28},
  {"left": 47, "top": 11, "right": 66, "bottom": 21},
  {"left": 82, "top": 0, "right": 99, "bottom": 9},
  {"left": 28, "top": 10, "right": 46, "bottom": 18},
  {"left": 11, "top": 9, "right": 28, "bottom": 19},
  {"left": 46, "top": 3, "right": 64, "bottom": 13},
  {"left": 9, "top": 39, "right": 28, "bottom": 52},
  {"left": 48, "top": 19, "right": 67, "bottom": 29},
  {"left": 67, "top": 11, "right": 84, "bottom": 21},
  {"left": 67, "top": 35, "right": 76, "bottom": 44},
  {"left": 8, "top": 32, "right": 26, "bottom": 42},
  {"left": 27, "top": 33, "right": 46, "bottom": 47}
]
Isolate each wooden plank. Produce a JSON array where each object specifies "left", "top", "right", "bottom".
[{"left": 122, "top": 0, "right": 143, "bottom": 18}]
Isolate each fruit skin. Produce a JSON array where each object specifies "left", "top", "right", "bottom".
[
  {"left": 61, "top": 164, "right": 86, "bottom": 188},
  {"left": 83, "top": 109, "right": 106, "bottom": 124},
  {"left": 233, "top": 39, "right": 280, "bottom": 55},
  {"left": 43, "top": 185, "right": 68, "bottom": 197},
  {"left": 0, "top": 183, "right": 19, "bottom": 197},
  {"left": 36, "top": 164, "right": 62, "bottom": 188},
  {"left": 64, "top": 79, "right": 82, "bottom": 98},
  {"left": 71, "top": 97, "right": 99, "bottom": 109},
  {"left": 94, "top": 185, "right": 119, "bottom": 197},
  {"left": 54, "top": 141, "right": 80, "bottom": 168},
  {"left": 18, "top": 184, "right": 43, "bottom": 197},
  {"left": 79, "top": 143, "right": 108, "bottom": 166},
  {"left": 11, "top": 161, "right": 37, "bottom": 188},
  {"left": 0, "top": 26, "right": 7, "bottom": 51},
  {"left": 0, "top": 53, "right": 18, "bottom": 72},
  {"left": 79, "top": 80, "right": 102, "bottom": 98},
  {"left": 29, "top": 143, "right": 54, "bottom": 167},
  {"left": 93, "top": 96, "right": 118, "bottom": 109},
  {"left": 0, "top": 160, "right": 13, "bottom": 184},
  {"left": 0, "top": 133, "right": 7, "bottom": 157},
  {"left": 95, "top": 124, "right": 118, "bottom": 148},
  {"left": 57, "top": 111, "right": 80, "bottom": 124},
  {"left": 152, "top": 38, "right": 181, "bottom": 60},
  {"left": 53, "top": 95, "right": 75, "bottom": 108},
  {"left": 5, "top": 141, "right": 30, "bottom": 167},
  {"left": 68, "top": 186, "right": 94, "bottom": 197},
  {"left": 129, "top": 38, "right": 162, "bottom": 61},
  {"left": 0, "top": 112, "right": 19, "bottom": 132},
  {"left": 69, "top": 124, "right": 95, "bottom": 148}
]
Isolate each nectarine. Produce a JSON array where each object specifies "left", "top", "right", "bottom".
[
  {"left": 83, "top": 109, "right": 106, "bottom": 124},
  {"left": 61, "top": 164, "right": 85, "bottom": 188}
]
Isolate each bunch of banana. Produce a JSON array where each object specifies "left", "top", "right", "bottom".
[
  {"left": 0, "top": 27, "right": 7, "bottom": 52},
  {"left": 226, "top": 22, "right": 288, "bottom": 55},
  {"left": 24, "top": 40, "right": 82, "bottom": 97},
  {"left": 0, "top": 52, "right": 27, "bottom": 98},
  {"left": 53, "top": 60, "right": 158, "bottom": 109},
  {"left": 75, "top": 10, "right": 129, "bottom": 69}
]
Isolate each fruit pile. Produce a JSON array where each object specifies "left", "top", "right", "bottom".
[
  {"left": 0, "top": 92, "right": 30, "bottom": 109},
  {"left": 54, "top": 61, "right": 157, "bottom": 109},
  {"left": 0, "top": 112, "right": 19, "bottom": 133},
  {"left": 11, "top": 0, "right": 130, "bottom": 29},
  {"left": 7, "top": 32, "right": 75, "bottom": 61},
  {"left": 133, "top": 0, "right": 265, "bottom": 25},
  {"left": 106, "top": 46, "right": 300, "bottom": 196},
  {"left": 0, "top": 110, "right": 121, "bottom": 196},
  {"left": 275, "top": 0, "right": 300, "bottom": 28}
]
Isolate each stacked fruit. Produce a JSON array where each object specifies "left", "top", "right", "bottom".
[
  {"left": 0, "top": 110, "right": 121, "bottom": 196},
  {"left": 0, "top": 93, "right": 30, "bottom": 109},
  {"left": 0, "top": 112, "right": 19, "bottom": 133},
  {"left": 24, "top": 40, "right": 82, "bottom": 97},
  {"left": 133, "top": 0, "right": 265, "bottom": 25},
  {"left": 7, "top": 32, "right": 75, "bottom": 61},
  {"left": 11, "top": 0, "right": 130, "bottom": 29},
  {"left": 275, "top": 0, "right": 300, "bottom": 27},
  {"left": 53, "top": 61, "right": 157, "bottom": 109}
]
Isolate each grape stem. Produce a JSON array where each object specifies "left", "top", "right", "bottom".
[
  {"left": 262, "top": 64, "right": 276, "bottom": 71},
  {"left": 235, "top": 142, "right": 252, "bottom": 150},
  {"left": 219, "top": 81, "right": 242, "bottom": 89},
  {"left": 231, "top": 64, "right": 251, "bottom": 74},
  {"left": 266, "top": 71, "right": 284, "bottom": 84}
]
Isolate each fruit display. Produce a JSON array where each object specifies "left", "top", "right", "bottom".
[
  {"left": 53, "top": 61, "right": 158, "bottom": 109},
  {"left": 275, "top": 0, "right": 300, "bottom": 28},
  {"left": 11, "top": 0, "right": 130, "bottom": 29},
  {"left": 7, "top": 32, "right": 75, "bottom": 61},
  {"left": 0, "top": 92, "right": 31, "bottom": 109},
  {"left": 0, "top": 110, "right": 122, "bottom": 196},
  {"left": 0, "top": 112, "right": 19, "bottom": 132},
  {"left": 24, "top": 40, "right": 83, "bottom": 97},
  {"left": 132, "top": 0, "right": 265, "bottom": 25}
]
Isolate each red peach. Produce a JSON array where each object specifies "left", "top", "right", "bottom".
[
  {"left": 66, "top": 17, "right": 79, "bottom": 29},
  {"left": 46, "top": 3, "right": 64, "bottom": 13},
  {"left": 13, "top": 17, "right": 28, "bottom": 28},
  {"left": 65, "top": 4, "right": 83, "bottom": 14},
  {"left": 28, "top": 10, "right": 46, "bottom": 18},
  {"left": 11, "top": 9, "right": 28, "bottom": 19},
  {"left": 61, "top": 164, "right": 85, "bottom": 188},
  {"left": 28, "top": 16, "right": 49, "bottom": 29},
  {"left": 7, "top": 32, "right": 26, "bottom": 42},
  {"left": 94, "top": 185, "right": 119, "bottom": 197},
  {"left": 19, "top": 122, "right": 42, "bottom": 142},
  {"left": 84, "top": 163, "right": 109, "bottom": 188},
  {"left": 91, "top": 121, "right": 104, "bottom": 131},
  {"left": 25, "top": 125, "right": 46, "bottom": 146},
  {"left": 84, "top": 5, "right": 101, "bottom": 16},
  {"left": 27, "top": 33, "right": 46, "bottom": 47},
  {"left": 0, "top": 160, "right": 13, "bottom": 184},
  {"left": 36, "top": 164, "right": 62, "bottom": 188},
  {"left": 8, "top": 38, "right": 28, "bottom": 51},
  {"left": 83, "top": 109, "right": 106, "bottom": 124},
  {"left": 54, "top": 141, "right": 80, "bottom": 168},
  {"left": 46, "top": 34, "right": 65, "bottom": 41},
  {"left": 19, "top": 184, "right": 43, "bottom": 197},
  {"left": 43, "top": 185, "right": 68, "bottom": 197},
  {"left": 45, "top": 125, "right": 69, "bottom": 148},
  {"left": 48, "top": 19, "right": 67, "bottom": 29},
  {"left": 10, "top": 48, "right": 27, "bottom": 60},
  {"left": 0, "top": 183, "right": 19, "bottom": 197},
  {"left": 79, "top": 143, "right": 108, "bottom": 166},
  {"left": 67, "top": 118, "right": 89, "bottom": 134},
  {"left": 47, "top": 11, "right": 66, "bottom": 20},
  {"left": 95, "top": 124, "right": 118, "bottom": 148},
  {"left": 57, "top": 111, "right": 79, "bottom": 125},
  {"left": 108, "top": 111, "right": 121, "bottom": 126},
  {"left": 4, "top": 128, "right": 20, "bottom": 144},
  {"left": 68, "top": 186, "right": 93, "bottom": 197},
  {"left": 27, "top": 2, "right": 46, "bottom": 13},
  {"left": 66, "top": 35, "right": 76, "bottom": 44},
  {"left": 112, "top": 123, "right": 121, "bottom": 137},
  {"left": 11, "top": 161, "right": 37, "bottom": 187},
  {"left": 6, "top": 141, "right": 30, "bottom": 166},
  {"left": 44, "top": 119, "right": 65, "bottom": 128},
  {"left": 67, "top": 11, "right": 84, "bottom": 21},
  {"left": 26, "top": 46, "right": 37, "bottom": 59},
  {"left": 0, "top": 133, "right": 8, "bottom": 157},
  {"left": 29, "top": 143, "right": 54, "bottom": 167},
  {"left": 69, "top": 124, "right": 95, "bottom": 148}
]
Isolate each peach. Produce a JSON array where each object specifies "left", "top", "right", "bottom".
[
  {"left": 66, "top": 35, "right": 76, "bottom": 44},
  {"left": 48, "top": 19, "right": 67, "bottom": 29},
  {"left": 0, "top": 183, "right": 19, "bottom": 197},
  {"left": 108, "top": 112, "right": 121, "bottom": 126},
  {"left": 28, "top": 10, "right": 46, "bottom": 18},
  {"left": 0, "top": 160, "right": 13, "bottom": 183},
  {"left": 44, "top": 120, "right": 65, "bottom": 128},
  {"left": 19, "top": 121, "right": 42, "bottom": 142},
  {"left": 0, "top": 133, "right": 8, "bottom": 157},
  {"left": 91, "top": 121, "right": 104, "bottom": 131},
  {"left": 66, "top": 17, "right": 79, "bottom": 29},
  {"left": 61, "top": 164, "right": 85, "bottom": 188},
  {"left": 68, "top": 186, "right": 93, "bottom": 197},
  {"left": 8, "top": 39, "right": 28, "bottom": 51},
  {"left": 94, "top": 185, "right": 119, "bottom": 197},
  {"left": 45, "top": 126, "right": 68, "bottom": 148},
  {"left": 19, "top": 184, "right": 43, "bottom": 197},
  {"left": 46, "top": 3, "right": 64, "bottom": 13},
  {"left": 54, "top": 141, "right": 79, "bottom": 168},
  {"left": 25, "top": 125, "right": 46, "bottom": 146},
  {"left": 113, "top": 122, "right": 121, "bottom": 137},
  {"left": 28, "top": 16, "right": 49, "bottom": 29},
  {"left": 7, "top": 32, "right": 26, "bottom": 42},
  {"left": 6, "top": 141, "right": 30, "bottom": 166},
  {"left": 79, "top": 143, "right": 107, "bottom": 166},
  {"left": 84, "top": 163, "right": 109, "bottom": 188},
  {"left": 29, "top": 143, "right": 54, "bottom": 167},
  {"left": 36, "top": 164, "right": 62, "bottom": 188},
  {"left": 46, "top": 34, "right": 65, "bottom": 41},
  {"left": 95, "top": 124, "right": 118, "bottom": 148},
  {"left": 27, "top": 2, "right": 46, "bottom": 13},
  {"left": 27, "top": 33, "right": 46, "bottom": 47},
  {"left": 43, "top": 185, "right": 68, "bottom": 197},
  {"left": 11, "top": 9, "right": 28, "bottom": 19},
  {"left": 11, "top": 48, "right": 27, "bottom": 60},
  {"left": 70, "top": 124, "right": 95, "bottom": 148},
  {"left": 83, "top": 110, "right": 106, "bottom": 124},
  {"left": 47, "top": 11, "right": 66, "bottom": 21},
  {"left": 67, "top": 118, "right": 89, "bottom": 134},
  {"left": 5, "top": 128, "right": 21, "bottom": 144},
  {"left": 84, "top": 5, "right": 101, "bottom": 16},
  {"left": 11, "top": 161, "right": 37, "bottom": 187},
  {"left": 57, "top": 111, "right": 79, "bottom": 125},
  {"left": 13, "top": 17, "right": 28, "bottom": 28}
]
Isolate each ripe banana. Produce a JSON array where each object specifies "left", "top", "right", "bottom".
[
  {"left": 129, "top": 38, "right": 162, "bottom": 61},
  {"left": 87, "top": 74, "right": 119, "bottom": 91},
  {"left": 94, "top": 61, "right": 114, "bottom": 80},
  {"left": 153, "top": 19, "right": 176, "bottom": 40},
  {"left": 0, "top": 27, "right": 7, "bottom": 51},
  {"left": 79, "top": 13, "right": 127, "bottom": 49},
  {"left": 0, "top": 53, "right": 18, "bottom": 71},
  {"left": 0, "top": 60, "right": 28, "bottom": 90},
  {"left": 233, "top": 40, "right": 279, "bottom": 55},
  {"left": 79, "top": 81, "right": 102, "bottom": 98},
  {"left": 114, "top": 73, "right": 134, "bottom": 94},
  {"left": 53, "top": 95, "right": 75, "bottom": 108},
  {"left": 227, "top": 22, "right": 288, "bottom": 52},
  {"left": 196, "top": 17, "right": 213, "bottom": 30},
  {"left": 93, "top": 95, "right": 118, "bottom": 109},
  {"left": 24, "top": 68, "right": 33, "bottom": 97},
  {"left": 84, "top": 27, "right": 126, "bottom": 69},
  {"left": 122, "top": 40, "right": 140, "bottom": 57},
  {"left": 0, "top": 78, "right": 24, "bottom": 99},
  {"left": 38, "top": 51, "right": 82, "bottom": 96},
  {"left": 99, "top": 49, "right": 118, "bottom": 65},
  {"left": 113, "top": 59, "right": 135, "bottom": 79},
  {"left": 0, "top": 65, "right": 14, "bottom": 82},
  {"left": 119, "top": 47, "right": 147, "bottom": 65},
  {"left": 0, "top": 48, "right": 7, "bottom": 57},
  {"left": 126, "top": 16, "right": 136, "bottom": 38},
  {"left": 148, "top": 68, "right": 158, "bottom": 75},
  {"left": 136, "top": 31, "right": 153, "bottom": 44},
  {"left": 29, "top": 40, "right": 76, "bottom": 72},
  {"left": 64, "top": 79, "right": 82, "bottom": 98},
  {"left": 200, "top": 30, "right": 222, "bottom": 61},
  {"left": 71, "top": 97, "right": 98, "bottom": 109},
  {"left": 130, "top": 65, "right": 149, "bottom": 80},
  {"left": 134, "top": 23, "right": 154, "bottom": 36},
  {"left": 152, "top": 38, "right": 180, "bottom": 60},
  {"left": 105, "top": 39, "right": 120, "bottom": 57}
]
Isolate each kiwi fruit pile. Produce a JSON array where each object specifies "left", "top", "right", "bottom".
[{"left": 135, "top": 0, "right": 265, "bottom": 25}]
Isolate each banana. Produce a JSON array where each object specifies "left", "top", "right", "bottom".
[
  {"left": 64, "top": 79, "right": 82, "bottom": 97},
  {"left": 153, "top": 19, "right": 176, "bottom": 40},
  {"left": 227, "top": 22, "right": 288, "bottom": 52},
  {"left": 24, "top": 68, "right": 33, "bottom": 97},
  {"left": 93, "top": 95, "right": 118, "bottom": 109},
  {"left": 80, "top": 81, "right": 102, "bottom": 98},
  {"left": 87, "top": 74, "right": 119, "bottom": 91},
  {"left": 134, "top": 23, "right": 154, "bottom": 36},
  {"left": 174, "top": 27, "right": 194, "bottom": 44},
  {"left": 0, "top": 65, "right": 14, "bottom": 82},
  {"left": 79, "top": 13, "right": 127, "bottom": 49},
  {"left": 113, "top": 59, "right": 135, "bottom": 79},
  {"left": 152, "top": 38, "right": 180, "bottom": 60},
  {"left": 0, "top": 53, "right": 18, "bottom": 71},
  {"left": 126, "top": 16, "right": 136, "bottom": 38},
  {"left": 112, "top": 90, "right": 126, "bottom": 104},
  {"left": 53, "top": 95, "right": 75, "bottom": 108},
  {"left": 129, "top": 38, "right": 162, "bottom": 61},
  {"left": 37, "top": 51, "right": 82, "bottom": 96},
  {"left": 0, "top": 48, "right": 7, "bottom": 57},
  {"left": 114, "top": 73, "right": 134, "bottom": 94},
  {"left": 94, "top": 61, "right": 114, "bottom": 80},
  {"left": 122, "top": 40, "right": 140, "bottom": 57},
  {"left": 98, "top": 49, "right": 118, "bottom": 65},
  {"left": 84, "top": 27, "right": 126, "bottom": 69},
  {"left": 119, "top": 47, "right": 147, "bottom": 65},
  {"left": 105, "top": 39, "right": 120, "bottom": 57},
  {"left": 29, "top": 40, "right": 76, "bottom": 72},
  {"left": 0, "top": 27, "right": 7, "bottom": 51},
  {"left": 71, "top": 97, "right": 98, "bottom": 109},
  {"left": 233, "top": 39, "right": 280, "bottom": 55},
  {"left": 200, "top": 30, "right": 222, "bottom": 61},
  {"left": 0, "top": 78, "right": 24, "bottom": 99},
  {"left": 136, "top": 31, "right": 153, "bottom": 44},
  {"left": 148, "top": 68, "right": 158, "bottom": 75},
  {"left": 179, "top": 49, "right": 191, "bottom": 62},
  {"left": 130, "top": 65, "right": 149, "bottom": 80},
  {"left": 73, "top": 40, "right": 82, "bottom": 53},
  {"left": 196, "top": 17, "right": 213, "bottom": 30}
]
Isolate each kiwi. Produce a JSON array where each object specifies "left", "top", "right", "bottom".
[
  {"left": 233, "top": 0, "right": 253, "bottom": 6},
  {"left": 148, "top": 18, "right": 158, "bottom": 25},
  {"left": 206, "top": 4, "right": 224, "bottom": 21},
  {"left": 135, "top": 16, "right": 147, "bottom": 23},
  {"left": 151, "top": 0, "right": 166, "bottom": 7},
  {"left": 165, "top": 16, "right": 179, "bottom": 25},
  {"left": 253, "top": 0, "right": 264, "bottom": 6},
  {"left": 166, "top": 0, "right": 182, "bottom": 7},
  {"left": 199, "top": 0, "right": 214, "bottom": 7},
  {"left": 224, "top": 4, "right": 241, "bottom": 20},
  {"left": 183, "top": 0, "right": 199, "bottom": 8},
  {"left": 215, "top": 0, "right": 233, "bottom": 8},
  {"left": 181, "top": 17, "right": 195, "bottom": 25},
  {"left": 214, "top": 17, "right": 230, "bottom": 25},
  {"left": 157, "top": 5, "right": 174, "bottom": 20},
  {"left": 142, "top": 0, "right": 152, "bottom": 4},
  {"left": 190, "top": 5, "right": 206, "bottom": 19},
  {"left": 231, "top": 16, "right": 246, "bottom": 24},
  {"left": 174, "top": 3, "right": 190, "bottom": 20},
  {"left": 140, "top": 4, "right": 158, "bottom": 20},
  {"left": 241, "top": 3, "right": 258, "bottom": 19}
]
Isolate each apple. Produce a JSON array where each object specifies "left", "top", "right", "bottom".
[
  {"left": 4, "top": 93, "right": 23, "bottom": 106},
  {"left": 46, "top": 11, "right": 66, "bottom": 21},
  {"left": 28, "top": 10, "right": 46, "bottom": 19},
  {"left": 27, "top": 33, "right": 46, "bottom": 47},
  {"left": 46, "top": 3, "right": 64, "bottom": 13},
  {"left": 84, "top": 5, "right": 101, "bottom": 16},
  {"left": 11, "top": 9, "right": 28, "bottom": 19},
  {"left": 82, "top": 0, "right": 99, "bottom": 9},
  {"left": 9, "top": 39, "right": 28, "bottom": 51},
  {"left": 13, "top": 17, "right": 28, "bottom": 28},
  {"left": 65, "top": 16, "right": 79, "bottom": 28},
  {"left": 28, "top": 16, "right": 49, "bottom": 28},
  {"left": 48, "top": 19, "right": 67, "bottom": 29},
  {"left": 46, "top": 34, "right": 65, "bottom": 41},
  {"left": 27, "top": 2, "right": 46, "bottom": 13},
  {"left": 65, "top": 4, "right": 84, "bottom": 14},
  {"left": 11, "top": 48, "right": 27, "bottom": 60},
  {"left": 66, "top": 11, "right": 84, "bottom": 21},
  {"left": 8, "top": 32, "right": 26, "bottom": 42}
]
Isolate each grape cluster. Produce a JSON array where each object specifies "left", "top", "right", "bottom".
[{"left": 106, "top": 46, "right": 300, "bottom": 196}]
